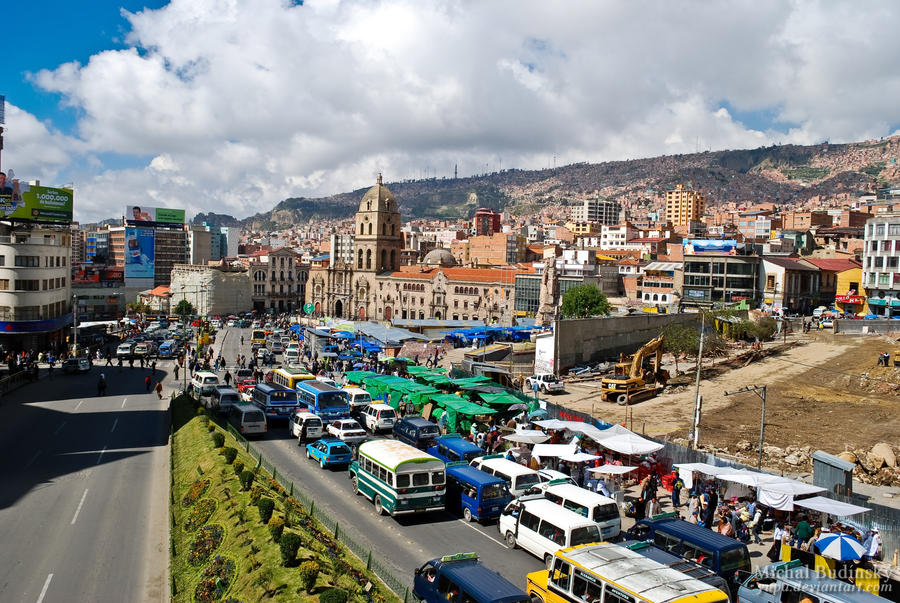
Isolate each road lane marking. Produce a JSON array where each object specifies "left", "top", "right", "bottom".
[
  {"left": 74, "top": 400, "right": 83, "bottom": 411},
  {"left": 53, "top": 421, "right": 67, "bottom": 436},
  {"left": 96, "top": 445, "right": 107, "bottom": 465},
  {"left": 71, "top": 489, "right": 89, "bottom": 525},
  {"left": 111, "top": 418, "right": 118, "bottom": 433},
  {"left": 36, "top": 573, "right": 53, "bottom": 603},
  {"left": 24, "top": 450, "right": 42, "bottom": 469},
  {"left": 457, "top": 518, "right": 508, "bottom": 548},
  {"left": 121, "top": 397, "right": 127, "bottom": 408}
]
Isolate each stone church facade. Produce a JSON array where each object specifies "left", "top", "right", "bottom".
[{"left": 306, "top": 176, "right": 528, "bottom": 324}]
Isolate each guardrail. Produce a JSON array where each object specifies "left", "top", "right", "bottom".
[
  {"left": 224, "top": 422, "right": 412, "bottom": 600},
  {"left": 0, "top": 370, "right": 37, "bottom": 400}
]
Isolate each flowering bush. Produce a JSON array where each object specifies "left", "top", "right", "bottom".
[
  {"left": 184, "top": 498, "right": 217, "bottom": 532},
  {"left": 188, "top": 524, "right": 225, "bottom": 566},
  {"left": 182, "top": 479, "right": 211, "bottom": 508},
  {"left": 268, "top": 516, "right": 285, "bottom": 542},
  {"left": 297, "top": 561, "right": 320, "bottom": 592},
  {"left": 194, "top": 555, "right": 236, "bottom": 602}
]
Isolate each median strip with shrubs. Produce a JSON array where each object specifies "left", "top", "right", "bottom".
[{"left": 170, "top": 394, "right": 400, "bottom": 602}]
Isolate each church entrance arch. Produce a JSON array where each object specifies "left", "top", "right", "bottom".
[
  {"left": 358, "top": 306, "right": 366, "bottom": 320},
  {"left": 334, "top": 299, "right": 344, "bottom": 318},
  {"left": 384, "top": 306, "right": 392, "bottom": 320}
]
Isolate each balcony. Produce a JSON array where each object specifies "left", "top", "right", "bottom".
[{"left": 0, "top": 235, "right": 67, "bottom": 247}]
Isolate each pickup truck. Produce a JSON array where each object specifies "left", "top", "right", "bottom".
[{"left": 525, "top": 373, "right": 565, "bottom": 393}]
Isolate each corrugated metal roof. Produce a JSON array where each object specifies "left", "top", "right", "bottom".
[
  {"left": 812, "top": 449, "right": 856, "bottom": 471},
  {"left": 644, "top": 262, "right": 681, "bottom": 272}
]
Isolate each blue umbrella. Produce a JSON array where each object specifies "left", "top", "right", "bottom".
[{"left": 814, "top": 532, "right": 866, "bottom": 560}]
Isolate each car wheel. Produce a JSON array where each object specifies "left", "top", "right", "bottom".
[
  {"left": 374, "top": 495, "right": 386, "bottom": 516},
  {"left": 463, "top": 507, "right": 473, "bottom": 522},
  {"left": 505, "top": 532, "right": 516, "bottom": 549},
  {"left": 351, "top": 476, "right": 360, "bottom": 495},
  {"left": 320, "top": 458, "right": 326, "bottom": 469},
  {"left": 306, "top": 449, "right": 310, "bottom": 459}
]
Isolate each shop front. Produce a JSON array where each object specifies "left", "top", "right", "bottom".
[{"left": 835, "top": 294, "right": 866, "bottom": 317}]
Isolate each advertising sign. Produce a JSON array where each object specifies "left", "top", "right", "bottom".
[
  {"left": 534, "top": 332, "right": 555, "bottom": 375},
  {"left": 124, "top": 227, "right": 155, "bottom": 279},
  {"left": 126, "top": 205, "right": 186, "bottom": 227},
  {"left": 683, "top": 239, "right": 738, "bottom": 255},
  {"left": 0, "top": 177, "right": 73, "bottom": 223}
]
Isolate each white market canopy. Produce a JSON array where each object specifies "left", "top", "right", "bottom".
[
  {"left": 793, "top": 496, "right": 871, "bottom": 517},
  {"left": 674, "top": 463, "right": 737, "bottom": 477},
  {"left": 717, "top": 471, "right": 793, "bottom": 487},
  {"left": 532, "top": 420, "right": 664, "bottom": 456},
  {"left": 560, "top": 452, "right": 601, "bottom": 463},
  {"left": 590, "top": 464, "right": 638, "bottom": 476},
  {"left": 531, "top": 443, "right": 577, "bottom": 459},
  {"left": 502, "top": 433, "right": 550, "bottom": 444}
]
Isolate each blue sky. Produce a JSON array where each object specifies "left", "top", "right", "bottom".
[{"left": 3, "top": 1, "right": 900, "bottom": 223}]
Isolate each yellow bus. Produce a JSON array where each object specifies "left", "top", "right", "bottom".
[
  {"left": 527, "top": 542, "right": 729, "bottom": 603},
  {"left": 250, "top": 329, "right": 267, "bottom": 346},
  {"left": 271, "top": 367, "right": 316, "bottom": 391}
]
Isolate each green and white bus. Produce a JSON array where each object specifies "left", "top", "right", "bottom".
[{"left": 349, "top": 439, "right": 446, "bottom": 517}]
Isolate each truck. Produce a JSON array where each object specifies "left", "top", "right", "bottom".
[
  {"left": 525, "top": 373, "right": 565, "bottom": 393},
  {"left": 600, "top": 334, "right": 669, "bottom": 405}
]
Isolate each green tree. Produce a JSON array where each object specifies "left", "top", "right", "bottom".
[
  {"left": 174, "top": 299, "right": 194, "bottom": 318},
  {"left": 661, "top": 322, "right": 700, "bottom": 375},
  {"left": 560, "top": 285, "right": 611, "bottom": 318}
]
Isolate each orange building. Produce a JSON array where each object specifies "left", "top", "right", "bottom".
[{"left": 665, "top": 184, "right": 705, "bottom": 227}]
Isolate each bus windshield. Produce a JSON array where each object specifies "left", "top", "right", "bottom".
[
  {"left": 268, "top": 390, "right": 298, "bottom": 404},
  {"left": 570, "top": 525, "right": 602, "bottom": 546},
  {"left": 482, "top": 483, "right": 507, "bottom": 500},
  {"left": 318, "top": 391, "right": 348, "bottom": 408},
  {"left": 517, "top": 474, "right": 540, "bottom": 489},
  {"left": 251, "top": 329, "right": 266, "bottom": 341}
]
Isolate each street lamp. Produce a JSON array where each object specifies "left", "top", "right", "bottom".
[{"left": 72, "top": 294, "right": 78, "bottom": 356}]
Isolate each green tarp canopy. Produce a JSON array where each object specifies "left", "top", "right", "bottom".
[
  {"left": 449, "top": 376, "right": 493, "bottom": 388},
  {"left": 415, "top": 373, "right": 453, "bottom": 387},
  {"left": 430, "top": 395, "right": 496, "bottom": 433},
  {"left": 387, "top": 381, "right": 440, "bottom": 410},
  {"left": 363, "top": 375, "right": 409, "bottom": 400},
  {"left": 478, "top": 392, "right": 527, "bottom": 406},
  {"left": 344, "top": 370, "right": 378, "bottom": 385},
  {"left": 406, "top": 365, "right": 443, "bottom": 376}
]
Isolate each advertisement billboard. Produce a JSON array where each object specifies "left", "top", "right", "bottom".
[
  {"left": 126, "top": 205, "right": 185, "bottom": 227},
  {"left": 683, "top": 239, "right": 738, "bottom": 255},
  {"left": 124, "top": 227, "right": 155, "bottom": 279},
  {"left": 0, "top": 176, "right": 73, "bottom": 223}
]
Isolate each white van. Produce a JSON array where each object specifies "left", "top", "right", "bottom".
[
  {"left": 191, "top": 371, "right": 221, "bottom": 396},
  {"left": 499, "top": 497, "right": 602, "bottom": 568},
  {"left": 228, "top": 403, "right": 267, "bottom": 437},
  {"left": 470, "top": 455, "right": 540, "bottom": 497},
  {"left": 284, "top": 348, "right": 301, "bottom": 365},
  {"left": 289, "top": 411, "right": 324, "bottom": 443},
  {"left": 344, "top": 387, "right": 372, "bottom": 415},
  {"left": 543, "top": 483, "right": 621, "bottom": 539},
  {"left": 209, "top": 387, "right": 241, "bottom": 413},
  {"left": 361, "top": 402, "right": 396, "bottom": 433}
]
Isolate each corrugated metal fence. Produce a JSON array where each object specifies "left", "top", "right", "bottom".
[{"left": 543, "top": 401, "right": 900, "bottom": 559}]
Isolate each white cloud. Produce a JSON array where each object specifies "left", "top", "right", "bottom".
[{"left": 6, "top": 0, "right": 900, "bottom": 222}]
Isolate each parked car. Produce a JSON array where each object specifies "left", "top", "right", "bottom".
[
  {"left": 116, "top": 342, "right": 135, "bottom": 359},
  {"left": 525, "top": 373, "right": 564, "bottom": 393},
  {"left": 133, "top": 341, "right": 156, "bottom": 358},
  {"left": 305, "top": 437, "right": 354, "bottom": 468},
  {"left": 62, "top": 357, "right": 91, "bottom": 374},
  {"left": 326, "top": 419, "right": 367, "bottom": 444}
]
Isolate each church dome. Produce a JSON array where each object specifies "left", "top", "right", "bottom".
[
  {"left": 422, "top": 248, "right": 457, "bottom": 267},
  {"left": 359, "top": 173, "right": 397, "bottom": 212}
]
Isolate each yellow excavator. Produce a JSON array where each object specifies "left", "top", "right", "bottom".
[{"left": 600, "top": 334, "right": 669, "bottom": 405}]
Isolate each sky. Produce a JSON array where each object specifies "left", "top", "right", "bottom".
[{"left": 3, "top": 0, "right": 900, "bottom": 224}]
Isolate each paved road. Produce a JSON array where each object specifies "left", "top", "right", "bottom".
[
  {"left": 0, "top": 361, "right": 170, "bottom": 602},
  {"left": 213, "top": 326, "right": 544, "bottom": 590}
]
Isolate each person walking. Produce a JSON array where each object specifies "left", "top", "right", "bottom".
[
  {"left": 672, "top": 471, "right": 684, "bottom": 508},
  {"left": 105, "top": 353, "right": 113, "bottom": 367},
  {"left": 144, "top": 375, "right": 152, "bottom": 392},
  {"left": 155, "top": 381, "right": 163, "bottom": 399},
  {"left": 97, "top": 373, "right": 107, "bottom": 396},
  {"left": 151, "top": 360, "right": 157, "bottom": 376},
  {"left": 174, "top": 362, "right": 180, "bottom": 381}
]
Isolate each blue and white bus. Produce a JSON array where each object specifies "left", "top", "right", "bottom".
[
  {"left": 296, "top": 380, "right": 350, "bottom": 421},
  {"left": 251, "top": 383, "right": 300, "bottom": 422}
]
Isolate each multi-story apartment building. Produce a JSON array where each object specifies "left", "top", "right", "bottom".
[
  {"left": 188, "top": 226, "right": 212, "bottom": 265},
  {"left": 782, "top": 210, "right": 832, "bottom": 231},
  {"left": 682, "top": 244, "right": 760, "bottom": 308},
  {"left": 70, "top": 224, "right": 85, "bottom": 263},
  {"left": 760, "top": 257, "right": 820, "bottom": 314},
  {"left": 154, "top": 228, "right": 188, "bottom": 286},
  {"left": 0, "top": 223, "right": 73, "bottom": 350},
  {"left": 568, "top": 198, "right": 621, "bottom": 225},
  {"left": 862, "top": 215, "right": 900, "bottom": 316},
  {"left": 599, "top": 224, "right": 639, "bottom": 250},
  {"left": 85, "top": 230, "right": 109, "bottom": 263},
  {"left": 329, "top": 233, "right": 355, "bottom": 267},
  {"left": 473, "top": 208, "right": 501, "bottom": 236},
  {"left": 247, "top": 248, "right": 308, "bottom": 313},
  {"left": 665, "top": 184, "right": 705, "bottom": 228},
  {"left": 465, "top": 232, "right": 525, "bottom": 266}
]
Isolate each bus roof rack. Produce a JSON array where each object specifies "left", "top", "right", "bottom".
[{"left": 439, "top": 552, "right": 478, "bottom": 563}]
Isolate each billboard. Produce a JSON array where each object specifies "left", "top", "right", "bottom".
[
  {"left": 683, "top": 239, "right": 738, "bottom": 255},
  {"left": 124, "top": 227, "right": 155, "bottom": 279},
  {"left": 126, "top": 205, "right": 185, "bottom": 227},
  {"left": 0, "top": 176, "right": 73, "bottom": 223}
]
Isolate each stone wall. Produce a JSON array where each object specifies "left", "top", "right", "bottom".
[{"left": 553, "top": 313, "right": 698, "bottom": 373}]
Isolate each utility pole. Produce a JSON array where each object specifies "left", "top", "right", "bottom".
[
  {"left": 689, "top": 312, "right": 705, "bottom": 448},
  {"left": 724, "top": 385, "right": 767, "bottom": 469},
  {"left": 72, "top": 294, "right": 78, "bottom": 355}
]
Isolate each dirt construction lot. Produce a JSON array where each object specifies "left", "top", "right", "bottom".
[{"left": 560, "top": 332, "right": 900, "bottom": 459}]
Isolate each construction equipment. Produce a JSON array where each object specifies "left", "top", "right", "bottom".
[{"left": 600, "top": 334, "right": 669, "bottom": 405}]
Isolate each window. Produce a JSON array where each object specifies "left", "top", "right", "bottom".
[
  {"left": 572, "top": 570, "right": 603, "bottom": 603},
  {"left": 604, "top": 585, "right": 635, "bottom": 603},
  {"left": 15, "top": 280, "right": 40, "bottom": 291},
  {"left": 15, "top": 255, "right": 39, "bottom": 267},
  {"left": 876, "top": 224, "right": 885, "bottom": 236},
  {"left": 889, "top": 224, "right": 900, "bottom": 236},
  {"left": 550, "top": 560, "right": 572, "bottom": 590},
  {"left": 412, "top": 473, "right": 429, "bottom": 486},
  {"left": 0, "top": 279, "right": 8, "bottom": 290},
  {"left": 538, "top": 519, "right": 565, "bottom": 545},
  {"left": 889, "top": 257, "right": 899, "bottom": 269},
  {"left": 884, "top": 240, "right": 892, "bottom": 251},
  {"left": 766, "top": 275, "right": 775, "bottom": 290},
  {"left": 875, "top": 257, "right": 884, "bottom": 268},
  {"left": 520, "top": 510, "right": 540, "bottom": 531}
]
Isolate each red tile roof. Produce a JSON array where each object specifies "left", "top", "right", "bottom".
[
  {"left": 802, "top": 258, "right": 861, "bottom": 272},
  {"left": 148, "top": 285, "right": 171, "bottom": 297}
]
